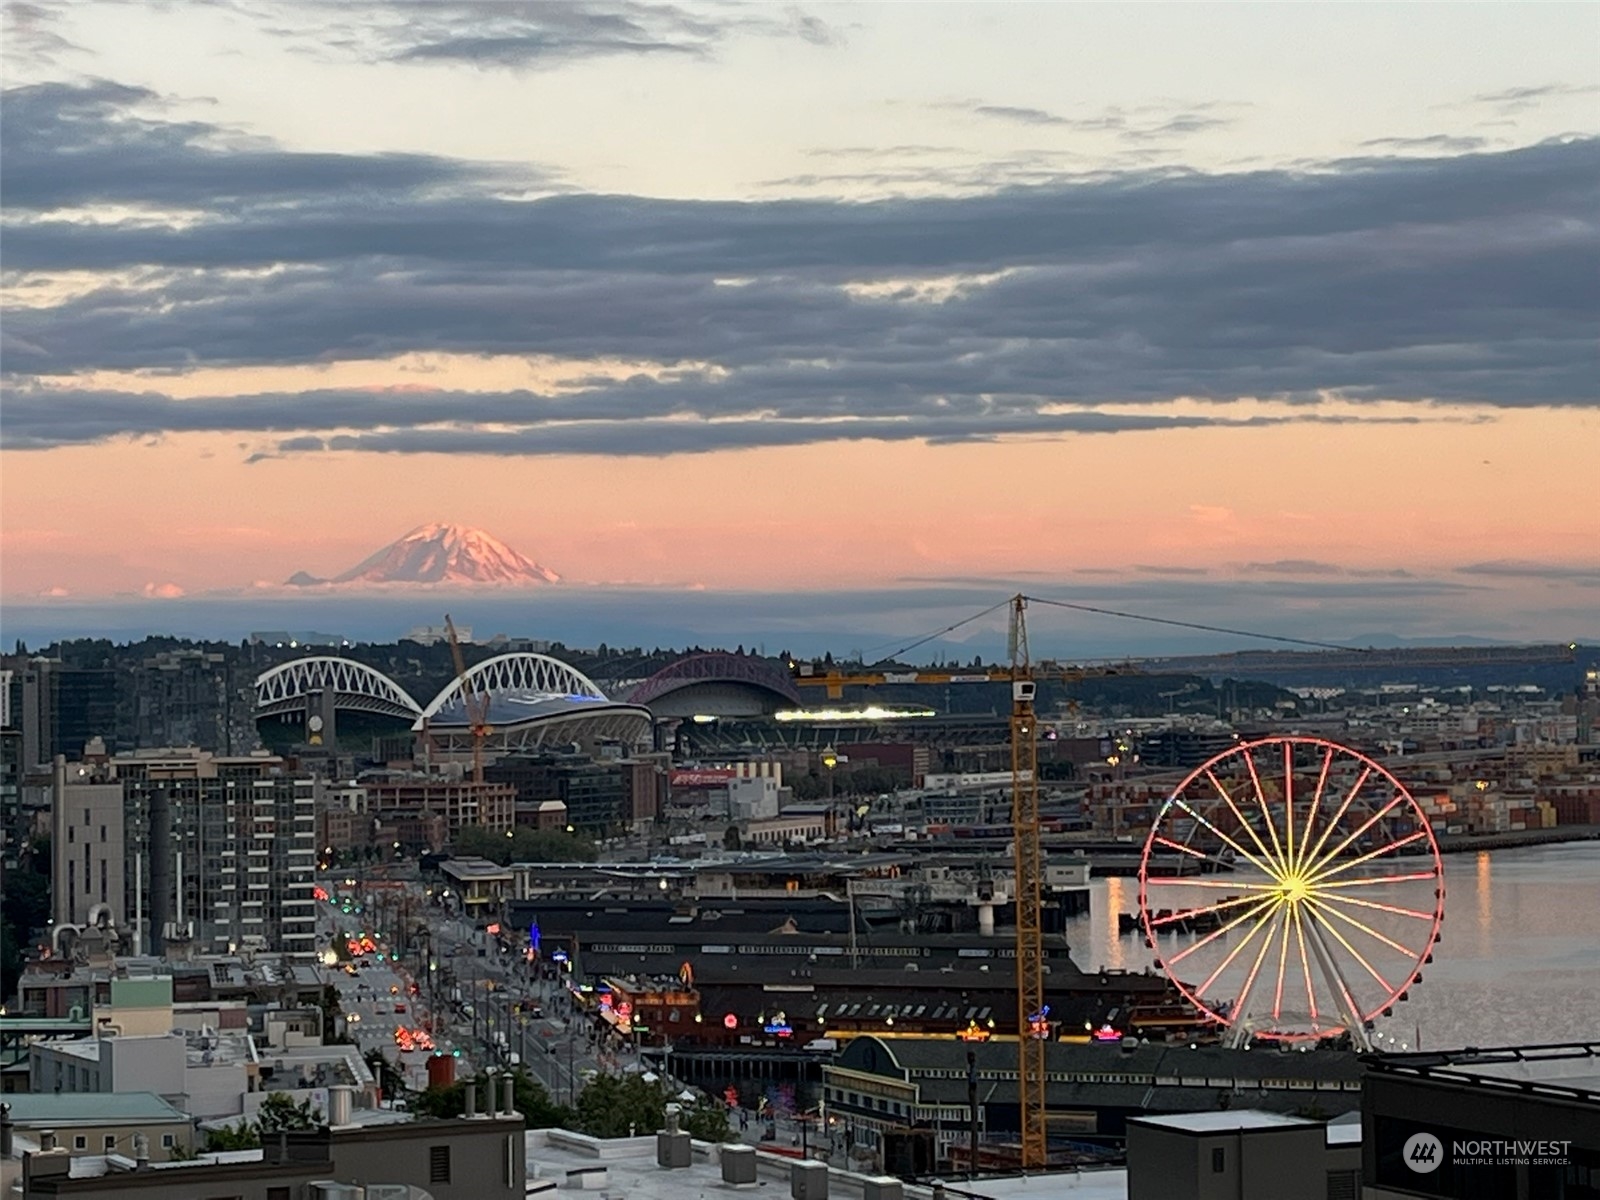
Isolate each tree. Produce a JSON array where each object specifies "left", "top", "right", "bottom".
[
  {"left": 257, "top": 1092, "right": 321, "bottom": 1134},
  {"left": 574, "top": 1073, "right": 669, "bottom": 1139},
  {"left": 684, "top": 1099, "right": 734, "bottom": 1143},
  {"left": 2, "top": 858, "right": 51, "bottom": 999},
  {"left": 454, "top": 823, "right": 598, "bottom": 867},
  {"left": 204, "top": 1119, "right": 260, "bottom": 1151}
]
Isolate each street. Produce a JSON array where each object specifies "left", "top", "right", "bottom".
[{"left": 316, "top": 882, "right": 615, "bottom": 1104}]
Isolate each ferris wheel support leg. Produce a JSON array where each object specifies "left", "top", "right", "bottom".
[{"left": 1304, "top": 914, "right": 1371, "bottom": 1051}]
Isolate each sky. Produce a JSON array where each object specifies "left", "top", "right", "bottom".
[{"left": 1, "top": 1, "right": 1597, "bottom": 652}]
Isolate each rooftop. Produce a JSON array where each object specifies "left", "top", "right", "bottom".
[
  {"left": 1131, "top": 1110, "right": 1312, "bottom": 1134},
  {"left": 1363, "top": 1042, "right": 1600, "bottom": 1105},
  {"left": 521, "top": 1127, "right": 1129, "bottom": 1200},
  {"left": 440, "top": 856, "right": 516, "bottom": 880},
  {"left": 2, "top": 1093, "right": 190, "bottom": 1127}
]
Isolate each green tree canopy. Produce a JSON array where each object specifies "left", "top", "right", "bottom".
[
  {"left": 204, "top": 1119, "right": 260, "bottom": 1152},
  {"left": 453, "top": 825, "right": 598, "bottom": 866},
  {"left": 574, "top": 1073, "right": 670, "bottom": 1139},
  {"left": 684, "top": 1098, "right": 734, "bottom": 1143},
  {"left": 257, "top": 1092, "right": 321, "bottom": 1133}
]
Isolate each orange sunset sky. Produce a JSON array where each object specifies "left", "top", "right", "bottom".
[{"left": 1, "top": 2, "right": 1596, "bottom": 645}]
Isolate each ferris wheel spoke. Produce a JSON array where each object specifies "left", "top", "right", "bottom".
[
  {"left": 1298, "top": 766, "right": 1371, "bottom": 876},
  {"left": 1150, "top": 834, "right": 1239, "bottom": 873},
  {"left": 1243, "top": 748, "right": 1288, "bottom": 868},
  {"left": 1318, "top": 891, "right": 1437, "bottom": 922},
  {"left": 1203, "top": 774, "right": 1273, "bottom": 876},
  {"left": 1177, "top": 793, "right": 1273, "bottom": 876},
  {"left": 1144, "top": 877, "right": 1281, "bottom": 891},
  {"left": 1281, "top": 742, "right": 1296, "bottom": 876},
  {"left": 1302, "top": 901, "right": 1394, "bottom": 995},
  {"left": 1149, "top": 893, "right": 1276, "bottom": 928},
  {"left": 1311, "top": 830, "right": 1429, "bottom": 886},
  {"left": 1315, "top": 870, "right": 1439, "bottom": 890},
  {"left": 1303, "top": 791, "right": 1405, "bottom": 882},
  {"left": 1166, "top": 894, "right": 1282, "bottom": 967},
  {"left": 1304, "top": 895, "right": 1418, "bottom": 958},
  {"left": 1271, "top": 901, "right": 1294, "bottom": 1021},
  {"left": 1291, "top": 905, "right": 1320, "bottom": 1022},
  {"left": 1230, "top": 904, "right": 1284, "bottom": 1027},
  {"left": 1195, "top": 897, "right": 1283, "bottom": 999},
  {"left": 1293, "top": 746, "right": 1335, "bottom": 875}
]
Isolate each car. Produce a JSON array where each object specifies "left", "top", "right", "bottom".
[
  {"left": 394, "top": 1003, "right": 407, "bottom": 1014},
  {"left": 375, "top": 1004, "right": 390, "bottom": 1015}
]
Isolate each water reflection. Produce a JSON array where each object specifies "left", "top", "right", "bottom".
[
  {"left": 1102, "top": 877, "right": 1127, "bottom": 972},
  {"left": 1475, "top": 851, "right": 1493, "bottom": 956}
]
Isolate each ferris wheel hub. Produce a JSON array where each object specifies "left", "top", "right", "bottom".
[{"left": 1279, "top": 872, "right": 1312, "bottom": 901}]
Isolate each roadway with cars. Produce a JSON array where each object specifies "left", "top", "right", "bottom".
[
  {"left": 316, "top": 879, "right": 615, "bottom": 1102},
  {"left": 316, "top": 890, "right": 458, "bottom": 1096}
]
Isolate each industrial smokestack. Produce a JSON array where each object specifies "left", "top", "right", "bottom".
[
  {"left": 39, "top": 1130, "right": 56, "bottom": 1153},
  {"left": 464, "top": 1082, "right": 477, "bottom": 1119},
  {"left": 486, "top": 1075, "right": 499, "bottom": 1118},
  {"left": 501, "top": 1075, "right": 516, "bottom": 1117}
]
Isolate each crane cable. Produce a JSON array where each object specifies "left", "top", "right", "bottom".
[
  {"left": 1022, "top": 594, "right": 1364, "bottom": 654},
  {"left": 861, "top": 596, "right": 1014, "bottom": 663}
]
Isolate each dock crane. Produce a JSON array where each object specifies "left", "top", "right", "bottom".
[{"left": 444, "top": 613, "right": 492, "bottom": 785}]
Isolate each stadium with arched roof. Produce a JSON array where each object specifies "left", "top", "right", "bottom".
[
  {"left": 625, "top": 652, "right": 804, "bottom": 719},
  {"left": 414, "top": 652, "right": 653, "bottom": 754}
]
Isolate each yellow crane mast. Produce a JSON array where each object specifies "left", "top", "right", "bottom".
[{"left": 1008, "top": 594, "right": 1047, "bottom": 1169}]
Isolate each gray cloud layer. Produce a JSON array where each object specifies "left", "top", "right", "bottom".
[
  {"left": 251, "top": 1, "right": 842, "bottom": 68},
  {"left": 2, "top": 81, "right": 1596, "bottom": 456}
]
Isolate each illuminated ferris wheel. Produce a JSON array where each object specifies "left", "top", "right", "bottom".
[{"left": 1137, "top": 736, "right": 1444, "bottom": 1048}]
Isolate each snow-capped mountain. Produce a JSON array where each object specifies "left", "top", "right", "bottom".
[{"left": 287, "top": 523, "right": 560, "bottom": 587}]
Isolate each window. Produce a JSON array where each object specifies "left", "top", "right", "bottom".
[
  {"left": 73, "top": 1135, "right": 87, "bottom": 1150},
  {"left": 267, "top": 1188, "right": 291, "bottom": 1200},
  {"left": 162, "top": 1134, "right": 175, "bottom": 1148},
  {"left": 104, "top": 1135, "right": 116, "bottom": 1151},
  {"left": 429, "top": 1145, "right": 451, "bottom": 1184},
  {"left": 1212, "top": 1147, "right": 1226, "bottom": 1173}
]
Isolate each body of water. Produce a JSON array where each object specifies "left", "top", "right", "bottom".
[{"left": 1064, "top": 840, "right": 1600, "bottom": 1050}]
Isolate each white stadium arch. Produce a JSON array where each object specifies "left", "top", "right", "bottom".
[{"left": 254, "top": 657, "right": 422, "bottom": 720}]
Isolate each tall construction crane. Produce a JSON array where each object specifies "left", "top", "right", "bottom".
[
  {"left": 1008, "top": 595, "right": 1048, "bottom": 1169},
  {"left": 444, "top": 614, "right": 492, "bottom": 785}
]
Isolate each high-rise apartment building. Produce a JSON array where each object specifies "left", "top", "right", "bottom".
[{"left": 52, "top": 749, "right": 318, "bottom": 958}]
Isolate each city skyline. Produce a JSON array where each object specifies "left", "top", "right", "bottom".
[{"left": 2, "top": 1, "right": 1597, "bottom": 644}]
